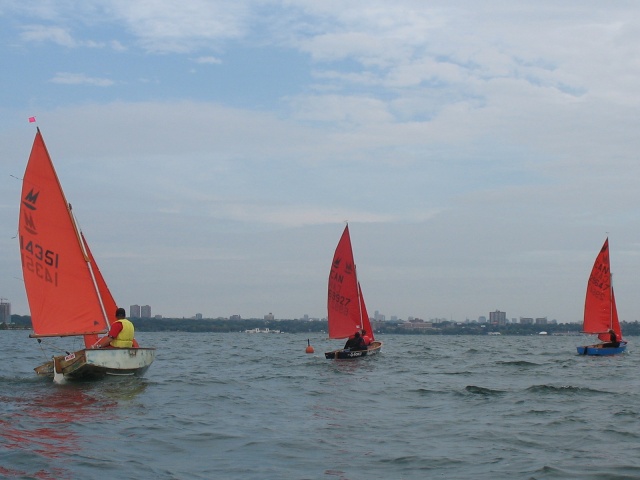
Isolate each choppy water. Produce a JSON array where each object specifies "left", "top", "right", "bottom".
[{"left": 1, "top": 331, "right": 639, "bottom": 479}]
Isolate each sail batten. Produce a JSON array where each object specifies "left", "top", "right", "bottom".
[{"left": 19, "top": 130, "right": 110, "bottom": 339}]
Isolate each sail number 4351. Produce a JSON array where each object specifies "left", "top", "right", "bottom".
[{"left": 20, "top": 238, "right": 60, "bottom": 267}]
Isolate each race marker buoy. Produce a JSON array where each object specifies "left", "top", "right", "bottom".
[{"left": 305, "top": 338, "right": 314, "bottom": 354}]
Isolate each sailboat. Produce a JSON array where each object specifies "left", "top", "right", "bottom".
[
  {"left": 577, "top": 238, "right": 627, "bottom": 356},
  {"left": 19, "top": 128, "right": 156, "bottom": 380},
  {"left": 324, "top": 225, "right": 382, "bottom": 359}
]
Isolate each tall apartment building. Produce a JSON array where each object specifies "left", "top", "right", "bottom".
[
  {"left": 0, "top": 299, "right": 10, "bottom": 323},
  {"left": 489, "top": 310, "right": 507, "bottom": 325},
  {"left": 130, "top": 304, "right": 141, "bottom": 318},
  {"left": 141, "top": 305, "right": 151, "bottom": 318}
]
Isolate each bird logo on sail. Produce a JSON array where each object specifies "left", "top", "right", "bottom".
[
  {"left": 22, "top": 189, "right": 39, "bottom": 235},
  {"left": 332, "top": 257, "right": 341, "bottom": 270},
  {"left": 345, "top": 261, "right": 354, "bottom": 275}
]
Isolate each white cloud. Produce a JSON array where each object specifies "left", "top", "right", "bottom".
[
  {"left": 20, "top": 25, "right": 77, "bottom": 47},
  {"left": 105, "top": 0, "right": 251, "bottom": 52},
  {"left": 194, "top": 56, "right": 222, "bottom": 64},
  {"left": 50, "top": 72, "right": 115, "bottom": 86},
  {"left": 19, "top": 24, "right": 112, "bottom": 49}
]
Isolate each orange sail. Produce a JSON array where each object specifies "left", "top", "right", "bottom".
[
  {"left": 583, "top": 238, "right": 622, "bottom": 342},
  {"left": 19, "top": 129, "right": 109, "bottom": 339},
  {"left": 327, "top": 225, "right": 368, "bottom": 339},
  {"left": 359, "top": 283, "right": 374, "bottom": 341},
  {"left": 81, "top": 233, "right": 116, "bottom": 347}
]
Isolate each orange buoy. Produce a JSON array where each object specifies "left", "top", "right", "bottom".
[{"left": 305, "top": 339, "right": 314, "bottom": 354}]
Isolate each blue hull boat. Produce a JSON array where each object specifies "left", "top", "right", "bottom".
[
  {"left": 578, "top": 238, "right": 627, "bottom": 356},
  {"left": 577, "top": 341, "right": 627, "bottom": 356}
]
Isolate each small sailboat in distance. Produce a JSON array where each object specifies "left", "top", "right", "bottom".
[
  {"left": 19, "top": 128, "right": 155, "bottom": 380},
  {"left": 324, "top": 224, "right": 382, "bottom": 359},
  {"left": 577, "top": 238, "right": 627, "bottom": 356}
]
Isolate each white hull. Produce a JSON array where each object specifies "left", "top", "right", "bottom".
[{"left": 35, "top": 348, "right": 156, "bottom": 381}]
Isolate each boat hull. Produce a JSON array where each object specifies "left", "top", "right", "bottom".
[
  {"left": 576, "top": 341, "right": 627, "bottom": 356},
  {"left": 35, "top": 348, "right": 156, "bottom": 381},
  {"left": 325, "top": 341, "right": 382, "bottom": 359}
]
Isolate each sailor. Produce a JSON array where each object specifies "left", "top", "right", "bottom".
[
  {"left": 361, "top": 329, "right": 372, "bottom": 346},
  {"left": 344, "top": 331, "right": 366, "bottom": 351},
  {"left": 91, "top": 308, "right": 139, "bottom": 349},
  {"left": 602, "top": 329, "right": 620, "bottom": 348}
]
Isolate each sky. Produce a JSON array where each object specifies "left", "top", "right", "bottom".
[{"left": 2, "top": 1, "right": 640, "bottom": 323}]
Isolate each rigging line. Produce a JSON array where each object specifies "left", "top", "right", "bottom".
[{"left": 36, "top": 338, "right": 72, "bottom": 358}]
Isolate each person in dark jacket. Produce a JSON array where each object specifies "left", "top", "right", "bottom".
[
  {"left": 344, "top": 331, "right": 366, "bottom": 351},
  {"left": 602, "top": 329, "right": 620, "bottom": 348}
]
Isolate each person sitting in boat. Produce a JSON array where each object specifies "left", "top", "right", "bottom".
[
  {"left": 361, "top": 329, "right": 372, "bottom": 347},
  {"left": 601, "top": 329, "right": 620, "bottom": 348},
  {"left": 91, "top": 308, "right": 140, "bottom": 349},
  {"left": 344, "top": 331, "right": 367, "bottom": 351}
]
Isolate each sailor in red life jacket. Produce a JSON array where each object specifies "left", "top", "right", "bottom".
[
  {"left": 91, "top": 307, "right": 140, "bottom": 349},
  {"left": 361, "top": 329, "right": 372, "bottom": 347}
]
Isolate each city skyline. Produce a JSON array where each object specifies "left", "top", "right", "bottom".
[{"left": 1, "top": 298, "right": 578, "bottom": 324}]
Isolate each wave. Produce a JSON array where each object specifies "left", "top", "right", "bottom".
[
  {"left": 496, "top": 360, "right": 539, "bottom": 367},
  {"left": 526, "top": 384, "right": 610, "bottom": 395},
  {"left": 465, "top": 385, "right": 505, "bottom": 395}
]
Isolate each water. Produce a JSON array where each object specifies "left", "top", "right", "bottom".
[{"left": 1, "top": 331, "right": 639, "bottom": 480}]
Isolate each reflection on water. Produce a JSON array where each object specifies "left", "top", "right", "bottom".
[{"left": 0, "top": 376, "right": 148, "bottom": 478}]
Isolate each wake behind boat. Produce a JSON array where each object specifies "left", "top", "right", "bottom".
[
  {"left": 324, "top": 224, "right": 382, "bottom": 359},
  {"left": 19, "top": 128, "right": 155, "bottom": 381},
  {"left": 577, "top": 238, "right": 627, "bottom": 356}
]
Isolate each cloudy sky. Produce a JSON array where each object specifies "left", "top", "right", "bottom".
[{"left": 2, "top": 1, "right": 640, "bottom": 323}]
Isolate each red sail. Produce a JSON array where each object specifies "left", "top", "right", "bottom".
[
  {"left": 583, "top": 238, "right": 621, "bottom": 340},
  {"left": 81, "top": 233, "right": 115, "bottom": 347},
  {"left": 327, "top": 225, "right": 365, "bottom": 339},
  {"left": 359, "top": 283, "right": 374, "bottom": 341},
  {"left": 19, "top": 129, "right": 109, "bottom": 338},
  {"left": 606, "top": 288, "right": 622, "bottom": 342}
]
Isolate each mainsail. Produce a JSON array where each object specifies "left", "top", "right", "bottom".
[
  {"left": 327, "top": 225, "right": 369, "bottom": 339},
  {"left": 19, "top": 129, "right": 109, "bottom": 341},
  {"left": 583, "top": 238, "right": 622, "bottom": 342}
]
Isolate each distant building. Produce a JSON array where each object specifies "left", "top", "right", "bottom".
[
  {"left": 130, "top": 305, "right": 141, "bottom": 318},
  {"left": 0, "top": 299, "right": 10, "bottom": 323},
  {"left": 489, "top": 310, "right": 507, "bottom": 325},
  {"left": 194, "top": 313, "right": 203, "bottom": 320},
  {"left": 400, "top": 320, "right": 433, "bottom": 330},
  {"left": 264, "top": 312, "right": 275, "bottom": 321},
  {"left": 535, "top": 317, "right": 548, "bottom": 325},
  {"left": 141, "top": 305, "right": 151, "bottom": 318},
  {"left": 230, "top": 314, "right": 241, "bottom": 321},
  {"left": 520, "top": 317, "right": 534, "bottom": 325}
]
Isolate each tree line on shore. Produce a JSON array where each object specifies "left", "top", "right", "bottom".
[{"left": 5, "top": 314, "right": 640, "bottom": 335}]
